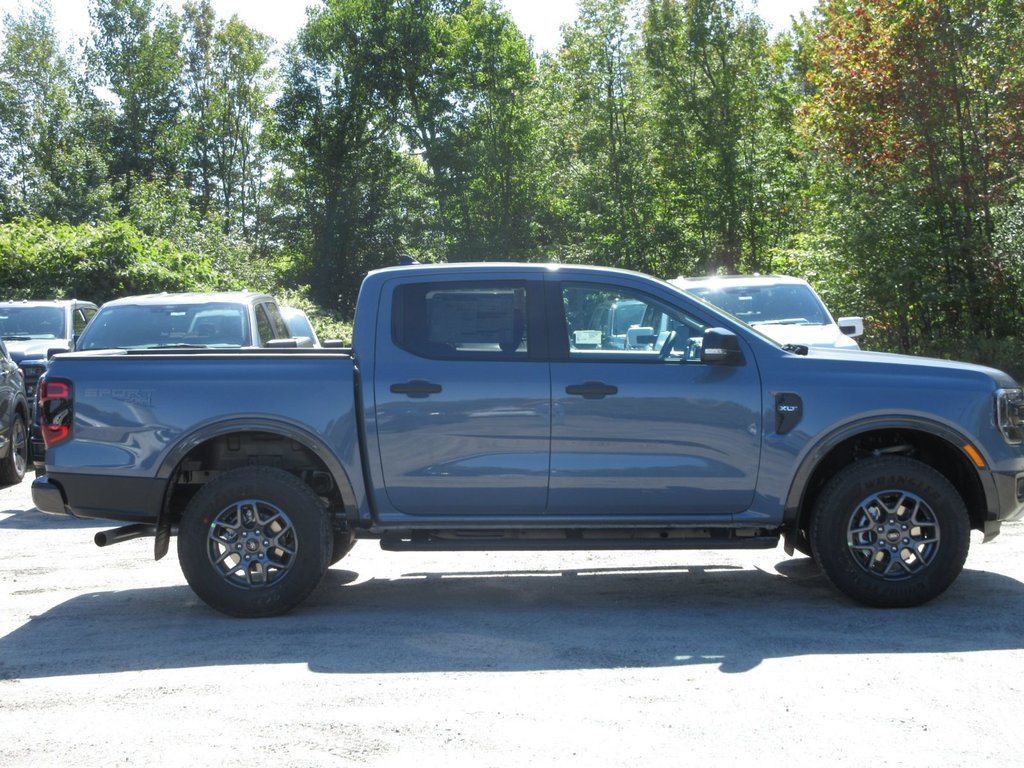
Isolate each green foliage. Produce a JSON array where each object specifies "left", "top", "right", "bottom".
[
  {"left": 0, "top": 218, "right": 234, "bottom": 303},
  {"left": 802, "top": 0, "right": 1024, "bottom": 346},
  {"left": 1, "top": 0, "right": 1023, "bottom": 381}
]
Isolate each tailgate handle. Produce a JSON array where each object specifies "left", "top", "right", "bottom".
[
  {"left": 565, "top": 381, "right": 618, "bottom": 399},
  {"left": 390, "top": 380, "right": 443, "bottom": 398}
]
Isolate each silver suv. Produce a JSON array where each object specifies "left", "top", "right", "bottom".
[{"left": 74, "top": 292, "right": 312, "bottom": 351}]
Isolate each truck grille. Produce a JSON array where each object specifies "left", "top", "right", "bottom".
[{"left": 19, "top": 361, "right": 47, "bottom": 401}]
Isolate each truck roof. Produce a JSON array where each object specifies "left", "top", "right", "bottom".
[{"left": 96, "top": 291, "right": 274, "bottom": 308}]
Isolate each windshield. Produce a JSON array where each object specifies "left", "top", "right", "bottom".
[
  {"left": 77, "top": 303, "right": 251, "bottom": 350},
  {"left": 0, "top": 306, "right": 66, "bottom": 340},
  {"left": 687, "top": 284, "right": 831, "bottom": 326}
]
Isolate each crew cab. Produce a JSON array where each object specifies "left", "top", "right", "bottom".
[{"left": 31, "top": 263, "right": 1024, "bottom": 617}]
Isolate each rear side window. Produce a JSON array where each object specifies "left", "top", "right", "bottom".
[
  {"left": 255, "top": 305, "right": 274, "bottom": 346},
  {"left": 73, "top": 307, "right": 96, "bottom": 335},
  {"left": 393, "top": 282, "right": 530, "bottom": 359}
]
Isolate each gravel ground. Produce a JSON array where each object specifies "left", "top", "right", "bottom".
[{"left": 2, "top": 474, "right": 1024, "bottom": 767}]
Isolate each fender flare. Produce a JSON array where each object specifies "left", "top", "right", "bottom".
[
  {"left": 154, "top": 417, "right": 361, "bottom": 532},
  {"left": 782, "top": 414, "right": 996, "bottom": 528}
]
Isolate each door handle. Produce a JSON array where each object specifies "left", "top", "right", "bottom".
[
  {"left": 565, "top": 381, "right": 618, "bottom": 399},
  {"left": 390, "top": 380, "right": 443, "bottom": 398}
]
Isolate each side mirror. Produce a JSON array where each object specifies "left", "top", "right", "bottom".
[
  {"left": 626, "top": 326, "right": 655, "bottom": 348},
  {"left": 46, "top": 345, "right": 70, "bottom": 360},
  {"left": 701, "top": 328, "right": 744, "bottom": 365},
  {"left": 265, "top": 338, "right": 299, "bottom": 349},
  {"left": 837, "top": 317, "right": 864, "bottom": 338},
  {"left": 322, "top": 339, "right": 348, "bottom": 349}
]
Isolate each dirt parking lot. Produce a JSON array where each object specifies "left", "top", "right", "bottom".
[{"left": 2, "top": 473, "right": 1024, "bottom": 767}]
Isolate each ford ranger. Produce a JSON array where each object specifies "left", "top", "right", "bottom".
[{"left": 31, "top": 263, "right": 1024, "bottom": 616}]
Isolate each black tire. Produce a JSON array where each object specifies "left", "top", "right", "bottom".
[
  {"left": 177, "top": 466, "right": 331, "bottom": 617},
  {"left": 0, "top": 412, "right": 27, "bottom": 485},
  {"left": 329, "top": 527, "right": 356, "bottom": 566},
  {"left": 810, "top": 456, "right": 969, "bottom": 608}
]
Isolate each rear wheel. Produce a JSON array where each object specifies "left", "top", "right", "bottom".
[
  {"left": 810, "top": 457, "right": 969, "bottom": 607},
  {"left": 178, "top": 466, "right": 331, "bottom": 617},
  {"left": 0, "top": 412, "right": 27, "bottom": 485}
]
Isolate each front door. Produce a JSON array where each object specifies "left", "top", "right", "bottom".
[{"left": 548, "top": 280, "right": 762, "bottom": 517}]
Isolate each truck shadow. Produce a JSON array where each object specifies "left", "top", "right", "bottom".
[{"left": 1, "top": 560, "right": 1022, "bottom": 679}]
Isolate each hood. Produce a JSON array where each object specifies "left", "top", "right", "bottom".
[
  {"left": 4, "top": 338, "right": 70, "bottom": 363},
  {"left": 753, "top": 322, "right": 859, "bottom": 350},
  {"left": 794, "top": 344, "right": 1019, "bottom": 390}
]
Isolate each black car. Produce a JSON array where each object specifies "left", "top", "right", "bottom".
[{"left": 0, "top": 337, "right": 29, "bottom": 484}]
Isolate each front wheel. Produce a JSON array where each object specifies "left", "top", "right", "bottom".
[
  {"left": 178, "top": 466, "right": 331, "bottom": 617},
  {"left": 810, "top": 457, "right": 969, "bottom": 608}
]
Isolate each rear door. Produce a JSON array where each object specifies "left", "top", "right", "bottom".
[
  {"left": 372, "top": 275, "right": 551, "bottom": 516},
  {"left": 547, "top": 278, "right": 762, "bottom": 517}
]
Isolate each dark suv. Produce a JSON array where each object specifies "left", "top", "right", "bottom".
[
  {"left": 0, "top": 300, "right": 99, "bottom": 400},
  {"left": 0, "top": 300, "right": 98, "bottom": 471},
  {"left": 0, "top": 337, "right": 29, "bottom": 484}
]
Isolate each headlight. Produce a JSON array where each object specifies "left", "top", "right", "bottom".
[{"left": 996, "top": 388, "right": 1024, "bottom": 444}]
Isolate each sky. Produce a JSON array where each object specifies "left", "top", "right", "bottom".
[{"left": 0, "top": 0, "right": 816, "bottom": 54}]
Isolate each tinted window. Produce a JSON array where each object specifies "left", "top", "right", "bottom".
[
  {"left": 262, "top": 302, "right": 290, "bottom": 339},
  {"left": 255, "top": 305, "right": 274, "bottom": 346},
  {"left": 393, "top": 282, "right": 529, "bottom": 359},
  {"left": 78, "top": 303, "right": 249, "bottom": 349},
  {"left": 0, "top": 306, "right": 66, "bottom": 340}
]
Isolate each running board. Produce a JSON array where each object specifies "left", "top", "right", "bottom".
[{"left": 380, "top": 528, "right": 779, "bottom": 552}]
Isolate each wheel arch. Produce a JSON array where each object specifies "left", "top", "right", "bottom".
[
  {"left": 784, "top": 417, "right": 992, "bottom": 550},
  {"left": 155, "top": 418, "right": 360, "bottom": 527}
]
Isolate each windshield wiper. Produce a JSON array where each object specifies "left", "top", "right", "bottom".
[{"left": 751, "top": 318, "right": 813, "bottom": 326}]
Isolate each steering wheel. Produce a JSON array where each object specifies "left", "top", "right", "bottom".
[{"left": 658, "top": 330, "right": 677, "bottom": 360}]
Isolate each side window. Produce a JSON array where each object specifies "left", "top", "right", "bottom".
[
  {"left": 393, "top": 282, "right": 530, "bottom": 359},
  {"left": 255, "top": 305, "right": 274, "bottom": 346},
  {"left": 562, "top": 282, "right": 708, "bottom": 362},
  {"left": 73, "top": 307, "right": 96, "bottom": 335},
  {"left": 262, "top": 302, "right": 290, "bottom": 338}
]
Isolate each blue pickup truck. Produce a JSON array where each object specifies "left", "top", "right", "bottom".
[{"left": 31, "top": 263, "right": 1024, "bottom": 616}]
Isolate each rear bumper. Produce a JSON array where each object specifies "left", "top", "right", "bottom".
[
  {"left": 31, "top": 476, "right": 68, "bottom": 516},
  {"left": 31, "top": 472, "right": 166, "bottom": 523}
]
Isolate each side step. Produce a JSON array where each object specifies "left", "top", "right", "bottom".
[{"left": 380, "top": 528, "right": 780, "bottom": 552}]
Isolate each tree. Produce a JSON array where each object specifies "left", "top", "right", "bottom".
[
  {"left": 181, "top": 2, "right": 274, "bottom": 235},
  {"left": 803, "top": 0, "right": 1024, "bottom": 345},
  {"left": 537, "top": 0, "right": 662, "bottom": 272},
  {"left": 89, "top": 0, "right": 185, "bottom": 211},
  {"left": 644, "top": 0, "right": 795, "bottom": 275},
  {"left": 268, "top": 0, "right": 413, "bottom": 313},
  {"left": 0, "top": 1, "right": 112, "bottom": 222}
]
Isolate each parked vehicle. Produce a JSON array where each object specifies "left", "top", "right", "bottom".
[
  {"left": 0, "top": 299, "right": 98, "bottom": 399},
  {"left": 0, "top": 338, "right": 29, "bottom": 485},
  {"left": 32, "top": 263, "right": 1024, "bottom": 616},
  {"left": 672, "top": 275, "right": 863, "bottom": 350},
  {"left": 72, "top": 292, "right": 313, "bottom": 351},
  {"left": 0, "top": 300, "right": 98, "bottom": 472},
  {"left": 280, "top": 306, "right": 321, "bottom": 347}
]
